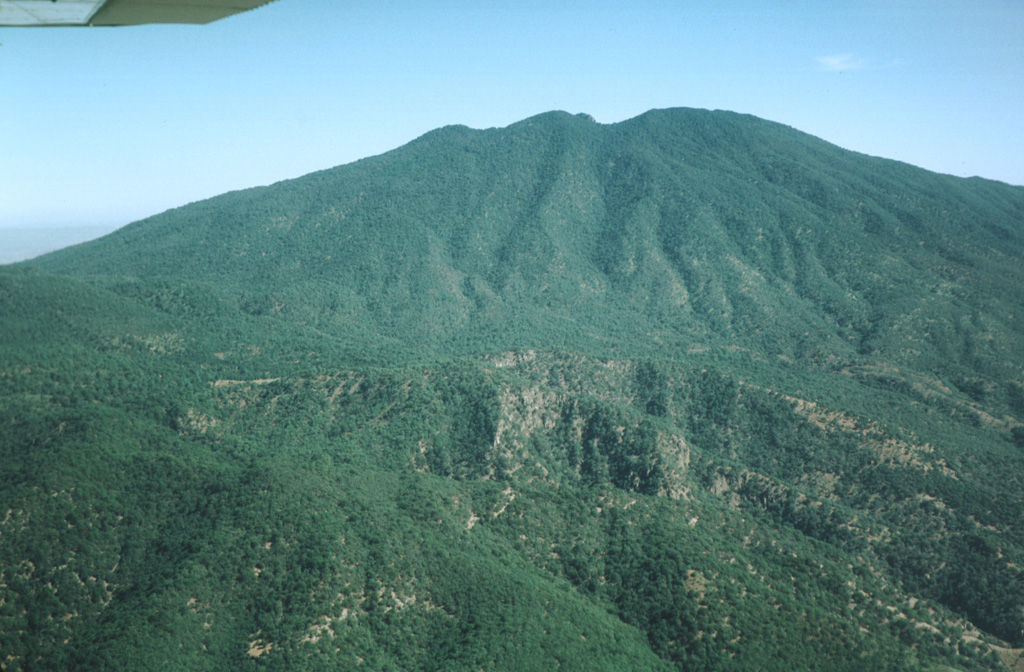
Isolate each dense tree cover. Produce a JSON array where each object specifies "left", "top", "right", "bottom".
[
  {"left": 4, "top": 108, "right": 1024, "bottom": 670},
  {"left": 32, "top": 110, "right": 1024, "bottom": 386}
]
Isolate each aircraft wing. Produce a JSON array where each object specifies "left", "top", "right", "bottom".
[{"left": 0, "top": 0, "right": 277, "bottom": 26}]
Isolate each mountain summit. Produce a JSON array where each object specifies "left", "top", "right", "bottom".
[
  {"left": 5, "top": 109, "right": 1024, "bottom": 671},
  {"left": 38, "top": 108, "right": 1024, "bottom": 374}
]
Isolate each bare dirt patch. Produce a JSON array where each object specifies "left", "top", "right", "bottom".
[
  {"left": 213, "top": 378, "right": 280, "bottom": 388},
  {"left": 993, "top": 645, "right": 1024, "bottom": 672},
  {"left": 247, "top": 640, "right": 272, "bottom": 658}
]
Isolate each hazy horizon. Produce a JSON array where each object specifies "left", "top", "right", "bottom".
[{"left": 0, "top": 224, "right": 120, "bottom": 265}]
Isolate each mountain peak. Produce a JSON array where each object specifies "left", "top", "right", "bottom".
[
  {"left": 31, "top": 108, "right": 1024, "bottom": 370},
  {"left": 7, "top": 107, "right": 1024, "bottom": 670}
]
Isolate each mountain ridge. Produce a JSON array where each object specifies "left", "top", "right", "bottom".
[
  {"left": 32, "top": 108, "right": 1024, "bottom": 380},
  {"left": 5, "top": 107, "right": 1024, "bottom": 671}
]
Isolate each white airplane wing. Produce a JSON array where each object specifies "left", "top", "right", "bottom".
[{"left": 0, "top": 0, "right": 277, "bottom": 26}]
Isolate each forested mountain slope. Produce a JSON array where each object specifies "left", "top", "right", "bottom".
[
  {"left": 36, "top": 109, "right": 1024, "bottom": 381},
  {"left": 4, "top": 108, "right": 1024, "bottom": 671}
]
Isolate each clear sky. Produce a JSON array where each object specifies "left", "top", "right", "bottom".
[{"left": 2, "top": 0, "right": 1022, "bottom": 229}]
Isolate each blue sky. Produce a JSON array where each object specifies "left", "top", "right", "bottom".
[{"left": 2, "top": 0, "right": 1022, "bottom": 229}]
